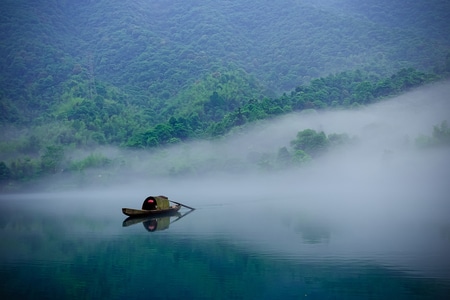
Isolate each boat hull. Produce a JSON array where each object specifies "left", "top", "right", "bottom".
[{"left": 122, "top": 205, "right": 181, "bottom": 217}]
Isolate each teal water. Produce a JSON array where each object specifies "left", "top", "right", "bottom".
[{"left": 1, "top": 192, "right": 449, "bottom": 299}]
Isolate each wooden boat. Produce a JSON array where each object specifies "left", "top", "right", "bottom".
[
  {"left": 122, "top": 209, "right": 195, "bottom": 233},
  {"left": 122, "top": 205, "right": 181, "bottom": 217},
  {"left": 122, "top": 195, "right": 194, "bottom": 218}
]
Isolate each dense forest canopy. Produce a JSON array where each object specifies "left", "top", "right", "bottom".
[
  {"left": 0, "top": 0, "right": 450, "bottom": 189},
  {"left": 2, "top": 0, "right": 450, "bottom": 115}
]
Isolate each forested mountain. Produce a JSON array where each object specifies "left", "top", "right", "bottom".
[
  {"left": 1, "top": 0, "right": 450, "bottom": 188},
  {"left": 313, "top": 0, "right": 450, "bottom": 40},
  {"left": 2, "top": 0, "right": 450, "bottom": 120}
]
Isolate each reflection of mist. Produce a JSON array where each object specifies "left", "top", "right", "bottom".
[
  {"left": 280, "top": 212, "right": 330, "bottom": 244},
  {"left": 293, "top": 220, "right": 330, "bottom": 244}
]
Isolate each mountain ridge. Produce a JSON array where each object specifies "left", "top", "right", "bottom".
[{"left": 2, "top": 0, "right": 449, "bottom": 115}]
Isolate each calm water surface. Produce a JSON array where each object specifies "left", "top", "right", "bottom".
[{"left": 1, "top": 192, "right": 449, "bottom": 299}]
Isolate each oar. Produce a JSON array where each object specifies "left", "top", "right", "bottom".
[{"left": 170, "top": 200, "right": 195, "bottom": 210}]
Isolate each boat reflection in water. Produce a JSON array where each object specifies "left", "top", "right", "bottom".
[{"left": 122, "top": 209, "right": 195, "bottom": 232}]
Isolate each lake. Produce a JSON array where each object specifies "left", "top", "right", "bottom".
[{"left": 1, "top": 184, "right": 449, "bottom": 300}]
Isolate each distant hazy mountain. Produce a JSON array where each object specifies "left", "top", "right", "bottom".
[{"left": 1, "top": 0, "right": 449, "bottom": 120}]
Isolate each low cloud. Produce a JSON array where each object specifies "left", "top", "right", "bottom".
[{"left": 12, "top": 81, "right": 450, "bottom": 224}]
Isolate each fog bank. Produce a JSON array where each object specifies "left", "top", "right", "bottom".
[
  {"left": 1, "top": 82, "right": 449, "bottom": 281},
  {"left": 5, "top": 81, "right": 450, "bottom": 223}
]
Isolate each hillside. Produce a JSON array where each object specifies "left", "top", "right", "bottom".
[
  {"left": 1, "top": 0, "right": 450, "bottom": 189},
  {"left": 1, "top": 0, "right": 449, "bottom": 123}
]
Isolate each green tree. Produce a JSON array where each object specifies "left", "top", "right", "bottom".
[
  {"left": 169, "top": 117, "right": 191, "bottom": 140},
  {"left": 40, "top": 145, "right": 65, "bottom": 174},
  {"left": 23, "top": 135, "right": 42, "bottom": 154},
  {"left": 291, "top": 129, "right": 328, "bottom": 157},
  {"left": 70, "top": 153, "right": 111, "bottom": 172},
  {"left": 352, "top": 81, "right": 374, "bottom": 103},
  {"left": 9, "top": 158, "right": 38, "bottom": 180},
  {"left": 292, "top": 150, "right": 311, "bottom": 165},
  {"left": 0, "top": 161, "right": 11, "bottom": 181},
  {"left": 153, "top": 124, "right": 174, "bottom": 144},
  {"left": 432, "top": 120, "right": 450, "bottom": 145},
  {"left": 276, "top": 147, "right": 291, "bottom": 168}
]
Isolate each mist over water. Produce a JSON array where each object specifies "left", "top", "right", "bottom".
[
  {"left": 21, "top": 82, "right": 448, "bottom": 235},
  {"left": 127, "top": 81, "right": 449, "bottom": 211},
  {"left": 129, "top": 81, "right": 449, "bottom": 272},
  {"left": 1, "top": 82, "right": 450, "bottom": 299},
  {"left": 9, "top": 81, "right": 450, "bottom": 220}
]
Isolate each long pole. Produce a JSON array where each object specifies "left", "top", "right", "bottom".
[{"left": 170, "top": 200, "right": 195, "bottom": 210}]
